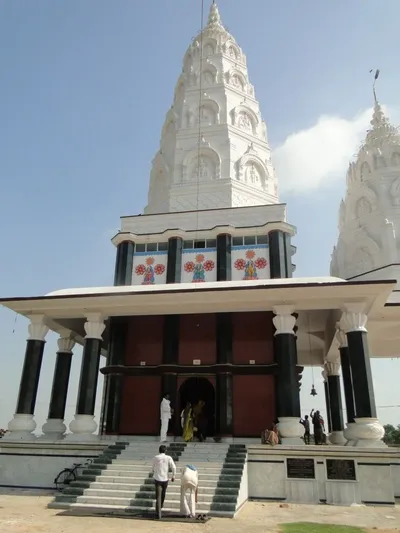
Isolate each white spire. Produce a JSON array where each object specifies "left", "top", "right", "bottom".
[
  {"left": 331, "top": 99, "right": 400, "bottom": 280},
  {"left": 144, "top": 3, "right": 278, "bottom": 214}
]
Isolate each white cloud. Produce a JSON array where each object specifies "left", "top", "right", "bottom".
[{"left": 273, "top": 106, "right": 399, "bottom": 193}]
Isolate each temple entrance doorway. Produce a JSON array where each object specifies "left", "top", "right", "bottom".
[{"left": 178, "top": 377, "right": 215, "bottom": 437}]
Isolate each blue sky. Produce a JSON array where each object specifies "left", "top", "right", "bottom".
[{"left": 0, "top": 0, "right": 399, "bottom": 431}]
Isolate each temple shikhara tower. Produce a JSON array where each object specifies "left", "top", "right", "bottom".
[
  {"left": 331, "top": 97, "right": 400, "bottom": 286},
  {"left": 1, "top": 3, "right": 400, "bottom": 510}
]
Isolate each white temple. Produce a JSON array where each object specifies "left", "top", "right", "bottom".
[
  {"left": 331, "top": 98, "right": 400, "bottom": 286},
  {"left": 144, "top": 2, "right": 278, "bottom": 215}
]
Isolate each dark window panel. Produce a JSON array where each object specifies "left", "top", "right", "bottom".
[
  {"left": 244, "top": 236, "right": 256, "bottom": 245},
  {"left": 232, "top": 237, "right": 243, "bottom": 246},
  {"left": 147, "top": 243, "right": 157, "bottom": 252},
  {"left": 135, "top": 244, "right": 145, "bottom": 252}
]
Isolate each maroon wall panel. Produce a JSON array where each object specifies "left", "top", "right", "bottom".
[
  {"left": 125, "top": 316, "right": 164, "bottom": 366},
  {"left": 232, "top": 311, "right": 274, "bottom": 365},
  {"left": 119, "top": 376, "right": 161, "bottom": 435},
  {"left": 179, "top": 313, "right": 216, "bottom": 365},
  {"left": 233, "top": 375, "right": 275, "bottom": 437}
]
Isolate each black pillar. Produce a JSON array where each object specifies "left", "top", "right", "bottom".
[
  {"left": 216, "top": 312, "right": 233, "bottom": 436},
  {"left": 347, "top": 331, "right": 377, "bottom": 418},
  {"left": 274, "top": 332, "right": 301, "bottom": 418},
  {"left": 48, "top": 347, "right": 73, "bottom": 420},
  {"left": 76, "top": 338, "right": 102, "bottom": 416},
  {"left": 101, "top": 318, "right": 128, "bottom": 434},
  {"left": 162, "top": 314, "right": 180, "bottom": 434},
  {"left": 166, "top": 237, "right": 183, "bottom": 283},
  {"left": 216, "top": 374, "right": 233, "bottom": 436},
  {"left": 327, "top": 374, "right": 344, "bottom": 433},
  {"left": 339, "top": 345, "right": 355, "bottom": 423},
  {"left": 216, "top": 234, "right": 232, "bottom": 281},
  {"left": 268, "top": 231, "right": 293, "bottom": 279},
  {"left": 16, "top": 339, "right": 46, "bottom": 415},
  {"left": 114, "top": 241, "right": 134, "bottom": 286},
  {"left": 324, "top": 380, "right": 332, "bottom": 433}
]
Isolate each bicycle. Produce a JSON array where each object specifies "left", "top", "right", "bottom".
[{"left": 54, "top": 458, "right": 94, "bottom": 492}]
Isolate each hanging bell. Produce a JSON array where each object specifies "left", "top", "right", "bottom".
[{"left": 310, "top": 385, "right": 317, "bottom": 397}]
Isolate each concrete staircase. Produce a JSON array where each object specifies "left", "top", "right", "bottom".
[{"left": 49, "top": 440, "right": 247, "bottom": 518}]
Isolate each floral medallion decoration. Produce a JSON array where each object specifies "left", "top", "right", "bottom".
[
  {"left": 135, "top": 257, "right": 166, "bottom": 285},
  {"left": 184, "top": 253, "right": 215, "bottom": 283},
  {"left": 234, "top": 249, "right": 268, "bottom": 280}
]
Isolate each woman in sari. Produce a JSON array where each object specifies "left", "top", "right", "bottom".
[{"left": 181, "top": 402, "right": 194, "bottom": 442}]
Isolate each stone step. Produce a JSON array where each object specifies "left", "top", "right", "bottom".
[
  {"left": 76, "top": 482, "right": 239, "bottom": 495},
  {"left": 84, "top": 476, "right": 241, "bottom": 489},
  {"left": 68, "top": 502, "right": 235, "bottom": 518},
  {"left": 81, "top": 489, "right": 237, "bottom": 503},
  {"left": 75, "top": 495, "right": 236, "bottom": 513},
  {"left": 101, "top": 463, "right": 226, "bottom": 473},
  {"left": 90, "top": 468, "right": 240, "bottom": 480}
]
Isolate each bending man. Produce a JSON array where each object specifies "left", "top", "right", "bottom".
[{"left": 180, "top": 464, "right": 198, "bottom": 519}]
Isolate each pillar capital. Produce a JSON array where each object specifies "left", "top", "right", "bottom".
[
  {"left": 321, "top": 368, "right": 327, "bottom": 382},
  {"left": 335, "top": 322, "right": 348, "bottom": 348},
  {"left": 325, "top": 361, "right": 341, "bottom": 377},
  {"left": 272, "top": 305, "right": 296, "bottom": 335},
  {"left": 341, "top": 303, "right": 368, "bottom": 333},
  {"left": 27, "top": 315, "right": 49, "bottom": 342},
  {"left": 57, "top": 331, "right": 76, "bottom": 353},
  {"left": 84, "top": 313, "right": 107, "bottom": 340}
]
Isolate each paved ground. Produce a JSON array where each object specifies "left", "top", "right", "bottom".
[{"left": 0, "top": 491, "right": 399, "bottom": 533}]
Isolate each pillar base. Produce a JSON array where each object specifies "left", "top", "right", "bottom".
[
  {"left": 277, "top": 417, "right": 303, "bottom": 445},
  {"left": 351, "top": 418, "right": 386, "bottom": 448},
  {"left": 3, "top": 414, "right": 37, "bottom": 441},
  {"left": 65, "top": 414, "right": 98, "bottom": 442},
  {"left": 329, "top": 430, "right": 346, "bottom": 445},
  {"left": 39, "top": 418, "right": 66, "bottom": 441},
  {"left": 343, "top": 422, "right": 357, "bottom": 446}
]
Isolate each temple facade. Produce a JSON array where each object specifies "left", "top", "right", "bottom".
[{"left": 1, "top": 3, "right": 400, "bottom": 448}]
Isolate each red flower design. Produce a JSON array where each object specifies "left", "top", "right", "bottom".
[
  {"left": 203, "top": 259, "right": 215, "bottom": 272},
  {"left": 135, "top": 264, "right": 146, "bottom": 275},
  {"left": 234, "top": 258, "right": 246, "bottom": 270},
  {"left": 154, "top": 264, "right": 166, "bottom": 276},
  {"left": 184, "top": 261, "right": 195, "bottom": 272},
  {"left": 255, "top": 257, "right": 268, "bottom": 269}
]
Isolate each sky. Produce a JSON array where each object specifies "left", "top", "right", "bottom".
[{"left": 0, "top": 0, "right": 400, "bottom": 433}]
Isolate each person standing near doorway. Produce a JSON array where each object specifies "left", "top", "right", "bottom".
[
  {"left": 152, "top": 445, "right": 176, "bottom": 520},
  {"left": 160, "top": 393, "right": 172, "bottom": 443},
  {"left": 180, "top": 464, "right": 198, "bottom": 519},
  {"left": 310, "top": 409, "right": 323, "bottom": 445}
]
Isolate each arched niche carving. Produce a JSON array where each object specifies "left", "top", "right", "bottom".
[
  {"left": 226, "top": 69, "right": 246, "bottom": 92},
  {"left": 391, "top": 152, "right": 400, "bottom": 166},
  {"left": 231, "top": 105, "right": 259, "bottom": 136},
  {"left": 224, "top": 40, "right": 240, "bottom": 60},
  {"left": 203, "top": 64, "right": 218, "bottom": 85},
  {"left": 188, "top": 99, "right": 220, "bottom": 127},
  {"left": 182, "top": 146, "right": 221, "bottom": 183},
  {"left": 203, "top": 38, "right": 217, "bottom": 56},
  {"left": 373, "top": 154, "right": 386, "bottom": 170},
  {"left": 355, "top": 197, "right": 373, "bottom": 218},
  {"left": 390, "top": 177, "right": 400, "bottom": 205},
  {"left": 236, "top": 152, "right": 268, "bottom": 189},
  {"left": 360, "top": 161, "right": 371, "bottom": 179},
  {"left": 349, "top": 186, "right": 376, "bottom": 221}
]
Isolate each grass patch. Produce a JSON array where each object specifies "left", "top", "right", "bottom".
[{"left": 280, "top": 523, "right": 365, "bottom": 533}]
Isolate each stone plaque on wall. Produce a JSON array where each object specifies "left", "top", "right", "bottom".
[
  {"left": 326, "top": 459, "right": 356, "bottom": 481},
  {"left": 286, "top": 458, "right": 315, "bottom": 479}
]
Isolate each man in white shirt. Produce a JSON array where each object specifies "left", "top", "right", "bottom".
[
  {"left": 160, "top": 393, "right": 172, "bottom": 443},
  {"left": 180, "top": 464, "right": 198, "bottom": 519},
  {"left": 152, "top": 445, "right": 176, "bottom": 519}
]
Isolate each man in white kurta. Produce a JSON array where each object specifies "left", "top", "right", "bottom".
[
  {"left": 160, "top": 393, "right": 172, "bottom": 443},
  {"left": 180, "top": 465, "right": 198, "bottom": 518}
]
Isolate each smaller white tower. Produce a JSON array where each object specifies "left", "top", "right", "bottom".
[{"left": 331, "top": 97, "right": 400, "bottom": 284}]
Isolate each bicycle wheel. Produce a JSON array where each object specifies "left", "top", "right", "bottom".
[{"left": 54, "top": 468, "right": 76, "bottom": 492}]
